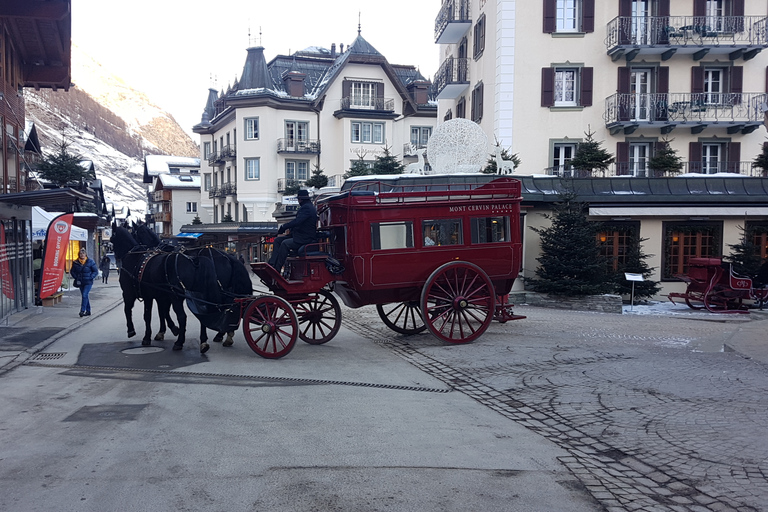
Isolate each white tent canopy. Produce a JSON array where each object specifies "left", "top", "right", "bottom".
[{"left": 32, "top": 206, "right": 88, "bottom": 241}]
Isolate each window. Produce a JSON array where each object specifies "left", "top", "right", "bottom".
[
  {"left": 204, "top": 174, "right": 211, "bottom": 191},
  {"left": 351, "top": 121, "right": 385, "bottom": 144},
  {"left": 471, "top": 217, "right": 509, "bottom": 244},
  {"left": 371, "top": 221, "right": 414, "bottom": 251},
  {"left": 352, "top": 82, "right": 376, "bottom": 108},
  {"left": 422, "top": 219, "right": 463, "bottom": 247},
  {"left": 457, "top": 97, "right": 466, "bottom": 118},
  {"left": 245, "top": 158, "right": 260, "bottom": 180},
  {"left": 552, "top": 143, "right": 577, "bottom": 175},
  {"left": 410, "top": 127, "right": 432, "bottom": 148},
  {"left": 663, "top": 223, "right": 721, "bottom": 279},
  {"left": 541, "top": 67, "right": 593, "bottom": 107},
  {"left": 628, "top": 142, "right": 651, "bottom": 177},
  {"left": 244, "top": 118, "right": 259, "bottom": 140},
  {"left": 471, "top": 82, "right": 484, "bottom": 122},
  {"left": 598, "top": 224, "right": 638, "bottom": 271},
  {"left": 285, "top": 121, "right": 308, "bottom": 144},
  {"left": 704, "top": 68, "right": 723, "bottom": 104},
  {"left": 746, "top": 222, "right": 768, "bottom": 261},
  {"left": 186, "top": 202, "right": 197, "bottom": 213},
  {"left": 203, "top": 142, "right": 211, "bottom": 159},
  {"left": 543, "top": 0, "right": 594, "bottom": 34},
  {"left": 473, "top": 14, "right": 486, "bottom": 59},
  {"left": 702, "top": 143, "right": 722, "bottom": 174},
  {"left": 692, "top": 66, "right": 742, "bottom": 107},
  {"left": 286, "top": 161, "right": 309, "bottom": 181}
]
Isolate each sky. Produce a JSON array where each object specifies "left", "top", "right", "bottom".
[{"left": 72, "top": 0, "right": 442, "bottom": 139}]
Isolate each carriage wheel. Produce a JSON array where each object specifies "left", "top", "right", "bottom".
[
  {"left": 684, "top": 291, "right": 705, "bottom": 310},
  {"left": 242, "top": 296, "right": 298, "bottom": 359},
  {"left": 295, "top": 290, "right": 342, "bottom": 345},
  {"left": 376, "top": 301, "right": 426, "bottom": 335},
  {"left": 420, "top": 261, "right": 495, "bottom": 344}
]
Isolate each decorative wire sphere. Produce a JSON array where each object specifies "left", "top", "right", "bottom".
[{"left": 425, "top": 118, "right": 489, "bottom": 174}]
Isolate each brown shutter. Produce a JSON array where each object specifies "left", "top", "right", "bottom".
[
  {"left": 541, "top": 68, "right": 554, "bottom": 107},
  {"left": 619, "top": 0, "right": 632, "bottom": 16},
  {"left": 730, "top": 66, "right": 743, "bottom": 105},
  {"left": 376, "top": 83, "right": 384, "bottom": 98},
  {"left": 733, "top": 0, "right": 745, "bottom": 16},
  {"left": 618, "top": 68, "right": 631, "bottom": 121},
  {"left": 657, "top": 0, "right": 670, "bottom": 16},
  {"left": 727, "top": 142, "right": 741, "bottom": 173},
  {"left": 689, "top": 142, "right": 702, "bottom": 173},
  {"left": 617, "top": 142, "right": 629, "bottom": 175},
  {"left": 693, "top": 0, "right": 706, "bottom": 17},
  {"left": 342, "top": 80, "right": 351, "bottom": 100},
  {"left": 582, "top": 0, "right": 595, "bottom": 33},
  {"left": 657, "top": 67, "right": 670, "bottom": 120},
  {"left": 479, "top": 83, "right": 484, "bottom": 121},
  {"left": 691, "top": 67, "right": 704, "bottom": 94},
  {"left": 481, "top": 16, "right": 486, "bottom": 51},
  {"left": 543, "top": 0, "right": 556, "bottom": 33},
  {"left": 580, "top": 67, "right": 593, "bottom": 107}
]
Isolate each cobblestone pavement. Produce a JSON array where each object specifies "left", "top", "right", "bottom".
[{"left": 341, "top": 305, "right": 768, "bottom": 512}]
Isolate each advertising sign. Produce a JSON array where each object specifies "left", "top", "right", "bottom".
[{"left": 39, "top": 213, "right": 74, "bottom": 299}]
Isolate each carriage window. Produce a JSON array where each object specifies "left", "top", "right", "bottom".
[
  {"left": 422, "top": 219, "right": 463, "bottom": 247},
  {"left": 471, "top": 217, "right": 509, "bottom": 243},
  {"left": 371, "top": 222, "right": 414, "bottom": 250}
]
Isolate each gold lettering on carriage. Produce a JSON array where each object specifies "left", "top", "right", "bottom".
[{"left": 449, "top": 204, "right": 513, "bottom": 213}]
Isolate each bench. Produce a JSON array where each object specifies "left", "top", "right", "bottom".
[{"left": 41, "top": 292, "right": 64, "bottom": 307}]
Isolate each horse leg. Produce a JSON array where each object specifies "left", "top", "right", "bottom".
[
  {"left": 154, "top": 299, "right": 175, "bottom": 340},
  {"left": 213, "top": 331, "right": 224, "bottom": 343},
  {"left": 171, "top": 299, "right": 187, "bottom": 351},
  {"left": 142, "top": 299, "right": 153, "bottom": 346},
  {"left": 155, "top": 300, "right": 166, "bottom": 341},
  {"left": 123, "top": 295, "right": 136, "bottom": 338},
  {"left": 223, "top": 331, "right": 234, "bottom": 347},
  {"left": 199, "top": 323, "right": 209, "bottom": 355}
]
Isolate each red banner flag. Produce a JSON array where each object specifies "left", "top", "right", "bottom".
[
  {"left": 39, "top": 213, "right": 74, "bottom": 299},
  {"left": 0, "top": 223, "right": 14, "bottom": 300}
]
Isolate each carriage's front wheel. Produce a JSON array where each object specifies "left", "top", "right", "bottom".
[
  {"left": 420, "top": 261, "right": 495, "bottom": 344},
  {"left": 242, "top": 296, "right": 298, "bottom": 358},
  {"left": 295, "top": 290, "right": 341, "bottom": 345},
  {"left": 376, "top": 301, "right": 426, "bottom": 335}
]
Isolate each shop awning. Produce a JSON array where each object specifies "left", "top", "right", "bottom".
[{"left": 32, "top": 207, "right": 88, "bottom": 241}]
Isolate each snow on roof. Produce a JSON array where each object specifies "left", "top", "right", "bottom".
[
  {"left": 158, "top": 174, "right": 200, "bottom": 188},
  {"left": 145, "top": 155, "right": 201, "bottom": 176}
]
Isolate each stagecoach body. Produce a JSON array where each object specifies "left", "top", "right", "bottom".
[{"left": 246, "top": 174, "right": 526, "bottom": 358}]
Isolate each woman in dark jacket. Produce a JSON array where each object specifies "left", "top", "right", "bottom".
[
  {"left": 71, "top": 248, "right": 99, "bottom": 317},
  {"left": 99, "top": 255, "right": 111, "bottom": 284}
]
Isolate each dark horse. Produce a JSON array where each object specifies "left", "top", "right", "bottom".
[
  {"left": 185, "top": 247, "right": 253, "bottom": 352},
  {"left": 111, "top": 226, "right": 218, "bottom": 351}
]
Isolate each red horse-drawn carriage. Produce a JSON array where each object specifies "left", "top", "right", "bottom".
[
  {"left": 237, "top": 174, "right": 526, "bottom": 358},
  {"left": 668, "top": 257, "right": 768, "bottom": 313}
]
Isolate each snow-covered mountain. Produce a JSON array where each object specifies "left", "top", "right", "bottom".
[{"left": 24, "top": 45, "right": 199, "bottom": 221}]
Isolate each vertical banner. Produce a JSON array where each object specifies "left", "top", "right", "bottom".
[
  {"left": 0, "top": 223, "right": 14, "bottom": 300},
  {"left": 39, "top": 213, "right": 74, "bottom": 299}
]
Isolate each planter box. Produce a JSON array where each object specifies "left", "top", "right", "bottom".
[{"left": 511, "top": 292, "right": 623, "bottom": 314}]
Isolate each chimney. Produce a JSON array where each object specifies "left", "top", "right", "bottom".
[
  {"left": 407, "top": 79, "right": 431, "bottom": 105},
  {"left": 331, "top": 43, "right": 336, "bottom": 58},
  {"left": 340, "top": 43, "right": 344, "bottom": 54}
]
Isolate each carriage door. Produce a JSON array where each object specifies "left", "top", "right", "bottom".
[
  {"left": 631, "top": 0, "right": 651, "bottom": 45},
  {"left": 629, "top": 142, "right": 651, "bottom": 177},
  {"left": 630, "top": 69, "right": 651, "bottom": 121}
]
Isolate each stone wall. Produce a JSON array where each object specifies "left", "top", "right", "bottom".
[{"left": 509, "top": 292, "right": 623, "bottom": 314}]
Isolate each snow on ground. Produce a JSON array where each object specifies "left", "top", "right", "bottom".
[{"left": 622, "top": 300, "right": 753, "bottom": 319}]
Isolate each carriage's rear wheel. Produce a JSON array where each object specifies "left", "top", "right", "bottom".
[
  {"left": 420, "top": 261, "right": 495, "bottom": 344},
  {"left": 295, "top": 290, "right": 341, "bottom": 345},
  {"left": 376, "top": 301, "right": 426, "bottom": 335},
  {"left": 242, "top": 296, "right": 298, "bottom": 359}
]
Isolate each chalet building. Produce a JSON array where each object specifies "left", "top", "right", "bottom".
[
  {"left": 143, "top": 155, "right": 201, "bottom": 237},
  {"left": 434, "top": 0, "right": 768, "bottom": 299},
  {"left": 191, "top": 31, "right": 437, "bottom": 257},
  {"left": 1, "top": 1, "right": 77, "bottom": 319}
]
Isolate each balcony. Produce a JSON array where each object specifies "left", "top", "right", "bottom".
[
  {"left": 604, "top": 92, "right": 767, "bottom": 135},
  {"left": 207, "top": 151, "right": 224, "bottom": 166},
  {"left": 153, "top": 190, "right": 171, "bottom": 202},
  {"left": 208, "top": 182, "right": 237, "bottom": 198},
  {"left": 543, "top": 161, "right": 765, "bottom": 178},
  {"left": 606, "top": 15, "right": 768, "bottom": 61},
  {"left": 277, "top": 178, "right": 306, "bottom": 193},
  {"left": 435, "top": 0, "right": 471, "bottom": 44},
  {"left": 434, "top": 57, "right": 469, "bottom": 100},
  {"left": 221, "top": 145, "right": 236, "bottom": 160},
  {"left": 276, "top": 139, "right": 321, "bottom": 154},
  {"left": 338, "top": 97, "right": 395, "bottom": 112},
  {"left": 153, "top": 211, "right": 172, "bottom": 223}
]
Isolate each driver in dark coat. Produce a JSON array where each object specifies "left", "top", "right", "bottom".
[{"left": 269, "top": 189, "right": 317, "bottom": 273}]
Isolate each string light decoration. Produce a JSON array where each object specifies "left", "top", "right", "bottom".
[{"left": 425, "top": 118, "right": 488, "bottom": 174}]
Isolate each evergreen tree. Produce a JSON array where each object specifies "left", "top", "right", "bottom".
[
  {"left": 372, "top": 146, "right": 405, "bottom": 175},
  {"left": 647, "top": 137, "right": 683, "bottom": 177},
  {"left": 569, "top": 127, "right": 614, "bottom": 178},
  {"left": 192, "top": 215, "right": 203, "bottom": 225},
  {"left": 606, "top": 231, "right": 661, "bottom": 300},
  {"left": 530, "top": 192, "right": 613, "bottom": 296},
  {"left": 222, "top": 213, "right": 234, "bottom": 223},
  {"left": 482, "top": 145, "right": 521, "bottom": 174},
  {"left": 725, "top": 225, "right": 765, "bottom": 276},
  {"left": 284, "top": 182, "right": 302, "bottom": 195},
  {"left": 751, "top": 141, "right": 768, "bottom": 177},
  {"left": 305, "top": 163, "right": 329, "bottom": 189},
  {"left": 344, "top": 156, "right": 371, "bottom": 179},
  {"left": 37, "top": 139, "right": 93, "bottom": 187}
]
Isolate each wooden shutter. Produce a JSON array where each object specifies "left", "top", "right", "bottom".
[
  {"left": 580, "top": 67, "right": 593, "bottom": 106},
  {"left": 693, "top": 0, "right": 706, "bottom": 16},
  {"left": 541, "top": 68, "right": 554, "bottom": 107},
  {"left": 616, "top": 142, "right": 629, "bottom": 175},
  {"left": 730, "top": 66, "right": 743, "bottom": 105},
  {"left": 691, "top": 67, "right": 704, "bottom": 94},
  {"left": 657, "top": 0, "right": 671, "bottom": 43},
  {"left": 342, "top": 80, "right": 351, "bottom": 100},
  {"left": 689, "top": 142, "right": 702, "bottom": 173},
  {"left": 733, "top": 0, "right": 745, "bottom": 16},
  {"left": 657, "top": 0, "right": 670, "bottom": 16},
  {"left": 618, "top": 68, "right": 631, "bottom": 121},
  {"left": 727, "top": 142, "right": 741, "bottom": 173},
  {"left": 376, "top": 83, "right": 384, "bottom": 99},
  {"left": 582, "top": 0, "right": 595, "bottom": 33},
  {"left": 543, "top": 0, "right": 556, "bottom": 33},
  {"left": 657, "top": 67, "right": 670, "bottom": 120},
  {"left": 619, "top": 0, "right": 632, "bottom": 16}
]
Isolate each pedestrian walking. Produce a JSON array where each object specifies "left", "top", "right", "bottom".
[
  {"left": 70, "top": 248, "right": 98, "bottom": 317},
  {"left": 99, "top": 254, "right": 111, "bottom": 284}
]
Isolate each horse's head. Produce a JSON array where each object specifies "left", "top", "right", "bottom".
[
  {"left": 133, "top": 224, "right": 162, "bottom": 248},
  {"left": 110, "top": 226, "right": 139, "bottom": 259}
]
